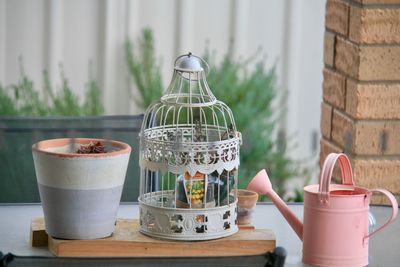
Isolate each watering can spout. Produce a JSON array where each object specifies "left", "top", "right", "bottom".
[{"left": 247, "top": 169, "right": 304, "bottom": 241}]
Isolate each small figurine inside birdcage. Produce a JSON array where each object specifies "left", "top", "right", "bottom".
[{"left": 139, "top": 53, "right": 241, "bottom": 240}]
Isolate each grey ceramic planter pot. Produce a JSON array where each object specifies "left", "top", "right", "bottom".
[{"left": 32, "top": 138, "right": 131, "bottom": 239}]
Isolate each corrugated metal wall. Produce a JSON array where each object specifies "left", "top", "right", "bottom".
[{"left": 0, "top": 0, "right": 326, "bottom": 164}]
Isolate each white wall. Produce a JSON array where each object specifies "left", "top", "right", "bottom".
[
  {"left": 284, "top": 0, "right": 326, "bottom": 185},
  {"left": 0, "top": 0, "right": 326, "bottom": 165}
]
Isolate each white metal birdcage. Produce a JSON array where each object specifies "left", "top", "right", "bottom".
[{"left": 138, "top": 53, "right": 241, "bottom": 240}]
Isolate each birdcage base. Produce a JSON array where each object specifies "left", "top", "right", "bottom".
[{"left": 139, "top": 191, "right": 238, "bottom": 241}]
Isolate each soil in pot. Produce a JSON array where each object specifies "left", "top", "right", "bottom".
[{"left": 233, "top": 189, "right": 258, "bottom": 225}]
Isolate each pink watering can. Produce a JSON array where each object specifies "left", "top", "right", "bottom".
[{"left": 248, "top": 153, "right": 398, "bottom": 267}]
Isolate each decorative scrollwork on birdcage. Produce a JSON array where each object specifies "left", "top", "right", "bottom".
[
  {"left": 140, "top": 128, "right": 240, "bottom": 176},
  {"left": 139, "top": 53, "right": 241, "bottom": 240}
]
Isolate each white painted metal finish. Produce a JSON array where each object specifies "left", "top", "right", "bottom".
[
  {"left": 0, "top": 0, "right": 325, "bottom": 171},
  {"left": 139, "top": 53, "right": 241, "bottom": 240},
  {"left": 139, "top": 191, "right": 238, "bottom": 241}
]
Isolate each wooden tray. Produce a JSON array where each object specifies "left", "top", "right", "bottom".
[{"left": 31, "top": 218, "right": 275, "bottom": 257}]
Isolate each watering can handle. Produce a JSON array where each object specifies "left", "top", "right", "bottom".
[
  {"left": 364, "top": 189, "right": 398, "bottom": 243},
  {"left": 318, "top": 153, "right": 354, "bottom": 204}
]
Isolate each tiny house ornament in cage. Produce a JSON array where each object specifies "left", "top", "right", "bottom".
[{"left": 139, "top": 53, "right": 242, "bottom": 241}]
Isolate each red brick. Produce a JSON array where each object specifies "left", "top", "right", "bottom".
[
  {"left": 348, "top": 6, "right": 362, "bottom": 44},
  {"left": 336, "top": 38, "right": 400, "bottom": 81},
  {"left": 321, "top": 102, "right": 333, "bottom": 139},
  {"left": 331, "top": 109, "right": 354, "bottom": 152},
  {"left": 346, "top": 80, "right": 400, "bottom": 119},
  {"left": 324, "top": 32, "right": 336, "bottom": 66},
  {"left": 353, "top": 158, "right": 400, "bottom": 204},
  {"left": 350, "top": 7, "right": 400, "bottom": 44},
  {"left": 320, "top": 138, "right": 342, "bottom": 155},
  {"left": 359, "top": 46, "right": 400, "bottom": 81},
  {"left": 335, "top": 37, "right": 360, "bottom": 78},
  {"left": 353, "top": 0, "right": 400, "bottom": 4},
  {"left": 320, "top": 138, "right": 342, "bottom": 163},
  {"left": 345, "top": 80, "right": 359, "bottom": 119},
  {"left": 319, "top": 138, "right": 343, "bottom": 182},
  {"left": 322, "top": 0, "right": 400, "bottom": 204},
  {"left": 323, "top": 68, "right": 346, "bottom": 109},
  {"left": 325, "top": 0, "right": 350, "bottom": 36},
  {"left": 330, "top": 112, "right": 400, "bottom": 155},
  {"left": 354, "top": 121, "right": 400, "bottom": 155},
  {"left": 370, "top": 194, "right": 400, "bottom": 205}
]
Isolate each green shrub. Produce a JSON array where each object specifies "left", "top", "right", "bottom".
[
  {"left": 203, "top": 50, "right": 298, "bottom": 191},
  {"left": 125, "top": 29, "right": 163, "bottom": 110},
  {"left": 125, "top": 28, "right": 298, "bottom": 195},
  {"left": 0, "top": 63, "right": 104, "bottom": 116}
]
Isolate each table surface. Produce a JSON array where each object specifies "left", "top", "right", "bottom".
[{"left": 0, "top": 203, "right": 399, "bottom": 267}]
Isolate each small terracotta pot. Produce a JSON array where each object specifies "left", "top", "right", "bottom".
[
  {"left": 233, "top": 189, "right": 258, "bottom": 225},
  {"left": 32, "top": 138, "right": 131, "bottom": 239}
]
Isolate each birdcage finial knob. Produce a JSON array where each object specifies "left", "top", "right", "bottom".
[
  {"left": 174, "top": 53, "right": 203, "bottom": 72},
  {"left": 139, "top": 52, "right": 241, "bottom": 241}
]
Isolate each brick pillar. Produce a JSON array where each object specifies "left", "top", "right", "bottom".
[{"left": 320, "top": 0, "right": 400, "bottom": 204}]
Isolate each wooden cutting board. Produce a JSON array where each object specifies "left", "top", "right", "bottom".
[{"left": 31, "top": 218, "right": 275, "bottom": 257}]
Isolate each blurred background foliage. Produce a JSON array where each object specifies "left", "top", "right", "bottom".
[
  {"left": 0, "top": 60, "right": 104, "bottom": 116},
  {"left": 125, "top": 29, "right": 163, "bottom": 110},
  {"left": 125, "top": 28, "right": 300, "bottom": 199},
  {"left": 0, "top": 28, "right": 302, "bottom": 201}
]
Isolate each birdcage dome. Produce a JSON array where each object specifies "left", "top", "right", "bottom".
[{"left": 139, "top": 53, "right": 241, "bottom": 241}]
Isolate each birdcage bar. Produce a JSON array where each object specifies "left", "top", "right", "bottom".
[{"left": 139, "top": 53, "right": 241, "bottom": 240}]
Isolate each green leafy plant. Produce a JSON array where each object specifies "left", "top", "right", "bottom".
[
  {"left": 203, "top": 50, "right": 298, "bottom": 193},
  {"left": 0, "top": 62, "right": 104, "bottom": 116},
  {"left": 125, "top": 29, "right": 163, "bottom": 110},
  {"left": 125, "top": 28, "right": 299, "bottom": 197},
  {"left": 0, "top": 83, "right": 17, "bottom": 115}
]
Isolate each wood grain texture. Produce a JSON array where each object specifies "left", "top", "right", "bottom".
[
  {"left": 30, "top": 217, "right": 48, "bottom": 247},
  {"left": 31, "top": 218, "right": 275, "bottom": 257}
]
